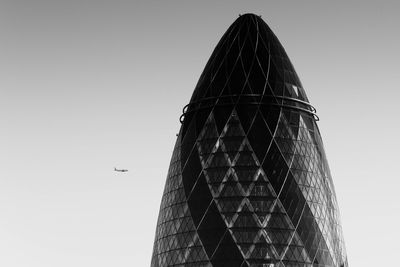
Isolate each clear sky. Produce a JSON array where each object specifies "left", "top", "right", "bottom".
[{"left": 1, "top": 1, "right": 399, "bottom": 266}]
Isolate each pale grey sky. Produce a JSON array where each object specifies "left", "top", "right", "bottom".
[{"left": 1, "top": 1, "right": 399, "bottom": 266}]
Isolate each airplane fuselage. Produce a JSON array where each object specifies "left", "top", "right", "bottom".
[{"left": 114, "top": 168, "right": 128, "bottom": 172}]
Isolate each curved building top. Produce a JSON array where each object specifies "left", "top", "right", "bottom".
[{"left": 183, "top": 13, "right": 315, "bottom": 125}]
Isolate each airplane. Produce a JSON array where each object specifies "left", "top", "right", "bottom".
[{"left": 114, "top": 167, "right": 128, "bottom": 172}]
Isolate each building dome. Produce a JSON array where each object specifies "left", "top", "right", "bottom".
[{"left": 151, "top": 13, "right": 348, "bottom": 267}]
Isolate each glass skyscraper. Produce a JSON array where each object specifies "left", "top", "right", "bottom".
[{"left": 151, "top": 14, "right": 348, "bottom": 267}]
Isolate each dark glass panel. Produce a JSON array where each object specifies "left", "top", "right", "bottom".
[
  {"left": 238, "top": 33, "right": 255, "bottom": 75},
  {"left": 231, "top": 228, "right": 259, "bottom": 244},
  {"left": 197, "top": 202, "right": 227, "bottom": 257},
  {"left": 262, "top": 142, "right": 289, "bottom": 192},
  {"left": 238, "top": 181, "right": 252, "bottom": 195},
  {"left": 249, "top": 199, "right": 274, "bottom": 223},
  {"left": 195, "top": 110, "right": 213, "bottom": 139},
  {"left": 187, "top": 173, "right": 212, "bottom": 225},
  {"left": 249, "top": 199, "right": 274, "bottom": 213},
  {"left": 220, "top": 178, "right": 242, "bottom": 198},
  {"left": 260, "top": 106, "right": 280, "bottom": 132},
  {"left": 205, "top": 167, "right": 229, "bottom": 184},
  {"left": 267, "top": 66, "right": 284, "bottom": 97},
  {"left": 234, "top": 166, "right": 258, "bottom": 182},
  {"left": 248, "top": 60, "right": 267, "bottom": 95},
  {"left": 211, "top": 259, "right": 244, "bottom": 267},
  {"left": 209, "top": 68, "right": 228, "bottom": 99},
  {"left": 211, "top": 231, "right": 244, "bottom": 263},
  {"left": 181, "top": 117, "right": 197, "bottom": 162},
  {"left": 235, "top": 149, "right": 257, "bottom": 167},
  {"left": 208, "top": 147, "right": 230, "bottom": 168},
  {"left": 223, "top": 114, "right": 245, "bottom": 137},
  {"left": 283, "top": 82, "right": 293, "bottom": 98},
  {"left": 217, "top": 199, "right": 242, "bottom": 213},
  {"left": 200, "top": 114, "right": 219, "bottom": 138},
  {"left": 250, "top": 234, "right": 277, "bottom": 261},
  {"left": 223, "top": 26, "right": 241, "bottom": 69},
  {"left": 269, "top": 229, "right": 294, "bottom": 246},
  {"left": 222, "top": 137, "right": 243, "bottom": 156},
  {"left": 279, "top": 174, "right": 306, "bottom": 226},
  {"left": 220, "top": 212, "right": 237, "bottom": 226},
  {"left": 296, "top": 206, "right": 321, "bottom": 260},
  {"left": 197, "top": 138, "right": 218, "bottom": 160},
  {"left": 236, "top": 105, "right": 257, "bottom": 133},
  {"left": 233, "top": 211, "right": 259, "bottom": 228},
  {"left": 237, "top": 243, "right": 252, "bottom": 257},
  {"left": 249, "top": 179, "right": 275, "bottom": 198},
  {"left": 288, "top": 110, "right": 300, "bottom": 127},
  {"left": 239, "top": 83, "right": 255, "bottom": 99},
  {"left": 182, "top": 149, "right": 203, "bottom": 196},
  {"left": 255, "top": 34, "right": 271, "bottom": 75},
  {"left": 214, "top": 106, "right": 233, "bottom": 134},
  {"left": 267, "top": 205, "right": 294, "bottom": 230},
  {"left": 247, "top": 111, "right": 273, "bottom": 162},
  {"left": 227, "top": 61, "right": 246, "bottom": 96}
]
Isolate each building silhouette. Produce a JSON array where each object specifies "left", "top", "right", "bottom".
[{"left": 151, "top": 14, "right": 348, "bottom": 267}]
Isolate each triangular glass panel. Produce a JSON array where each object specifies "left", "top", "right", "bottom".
[
  {"left": 221, "top": 136, "right": 244, "bottom": 162},
  {"left": 235, "top": 150, "right": 258, "bottom": 167},
  {"left": 220, "top": 180, "right": 242, "bottom": 198},
  {"left": 249, "top": 199, "right": 274, "bottom": 224},
  {"left": 249, "top": 178, "right": 276, "bottom": 198},
  {"left": 239, "top": 202, "right": 253, "bottom": 213},
  {"left": 216, "top": 198, "right": 242, "bottom": 213},
  {"left": 220, "top": 212, "right": 237, "bottom": 226},
  {"left": 208, "top": 147, "right": 230, "bottom": 167},
  {"left": 239, "top": 181, "right": 252, "bottom": 195},
  {"left": 186, "top": 246, "right": 208, "bottom": 262},
  {"left": 231, "top": 228, "right": 259, "bottom": 244},
  {"left": 176, "top": 217, "right": 195, "bottom": 233},
  {"left": 233, "top": 213, "right": 259, "bottom": 228},
  {"left": 266, "top": 229, "right": 293, "bottom": 246},
  {"left": 267, "top": 210, "right": 294, "bottom": 230},
  {"left": 196, "top": 110, "right": 216, "bottom": 140},
  {"left": 197, "top": 138, "right": 218, "bottom": 159},
  {"left": 234, "top": 166, "right": 259, "bottom": 183},
  {"left": 249, "top": 242, "right": 276, "bottom": 260},
  {"left": 222, "top": 110, "right": 246, "bottom": 138},
  {"left": 209, "top": 183, "right": 222, "bottom": 197},
  {"left": 204, "top": 167, "right": 229, "bottom": 184},
  {"left": 237, "top": 243, "right": 253, "bottom": 258}
]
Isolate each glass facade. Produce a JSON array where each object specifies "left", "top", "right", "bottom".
[{"left": 151, "top": 14, "right": 348, "bottom": 267}]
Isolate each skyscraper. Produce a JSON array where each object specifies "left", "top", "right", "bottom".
[{"left": 151, "top": 14, "right": 348, "bottom": 267}]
